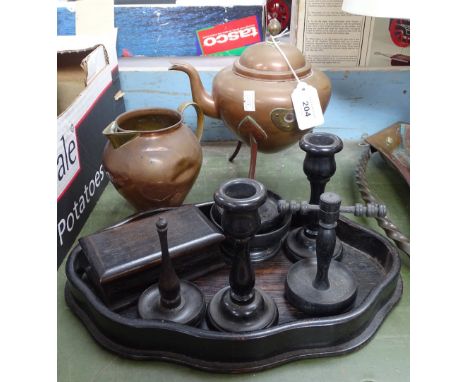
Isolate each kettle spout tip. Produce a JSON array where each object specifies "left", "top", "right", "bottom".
[{"left": 168, "top": 62, "right": 188, "bottom": 72}]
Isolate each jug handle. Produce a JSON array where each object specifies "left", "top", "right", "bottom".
[{"left": 177, "top": 101, "right": 205, "bottom": 142}]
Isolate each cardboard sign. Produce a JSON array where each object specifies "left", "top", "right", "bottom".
[
  {"left": 57, "top": 31, "right": 125, "bottom": 267},
  {"left": 57, "top": 120, "right": 80, "bottom": 200},
  {"left": 197, "top": 15, "right": 261, "bottom": 55}
]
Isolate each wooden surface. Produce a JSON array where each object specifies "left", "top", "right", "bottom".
[
  {"left": 114, "top": 240, "right": 386, "bottom": 326},
  {"left": 64, "top": 214, "right": 401, "bottom": 372},
  {"left": 80, "top": 205, "right": 222, "bottom": 283},
  {"left": 58, "top": 141, "right": 410, "bottom": 381}
]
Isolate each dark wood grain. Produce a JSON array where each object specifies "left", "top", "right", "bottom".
[
  {"left": 65, "top": 203, "right": 401, "bottom": 373},
  {"left": 117, "top": 241, "right": 384, "bottom": 326},
  {"left": 78, "top": 205, "right": 225, "bottom": 309}
]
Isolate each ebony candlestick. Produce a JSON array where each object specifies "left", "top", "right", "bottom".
[
  {"left": 138, "top": 217, "right": 205, "bottom": 326},
  {"left": 207, "top": 178, "right": 278, "bottom": 332},
  {"left": 284, "top": 132, "right": 344, "bottom": 262},
  {"left": 285, "top": 192, "right": 358, "bottom": 316}
]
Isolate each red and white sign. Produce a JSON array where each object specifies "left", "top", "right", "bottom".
[{"left": 197, "top": 16, "right": 262, "bottom": 55}]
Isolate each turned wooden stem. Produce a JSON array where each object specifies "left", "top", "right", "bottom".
[
  {"left": 214, "top": 178, "right": 266, "bottom": 304},
  {"left": 313, "top": 193, "right": 341, "bottom": 290},
  {"left": 300, "top": 133, "right": 343, "bottom": 237},
  {"left": 156, "top": 218, "right": 181, "bottom": 309},
  {"left": 229, "top": 240, "right": 255, "bottom": 303}
]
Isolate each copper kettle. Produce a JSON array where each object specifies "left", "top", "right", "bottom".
[{"left": 169, "top": 41, "right": 332, "bottom": 155}]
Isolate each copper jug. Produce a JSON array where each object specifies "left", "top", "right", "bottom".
[
  {"left": 169, "top": 41, "right": 332, "bottom": 154},
  {"left": 102, "top": 103, "right": 204, "bottom": 210}
]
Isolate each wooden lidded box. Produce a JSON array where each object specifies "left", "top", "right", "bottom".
[{"left": 78, "top": 206, "right": 225, "bottom": 310}]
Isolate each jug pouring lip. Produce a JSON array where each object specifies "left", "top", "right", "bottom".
[{"left": 114, "top": 107, "right": 184, "bottom": 135}]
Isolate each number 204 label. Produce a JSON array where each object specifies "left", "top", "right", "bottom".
[{"left": 291, "top": 82, "right": 324, "bottom": 130}]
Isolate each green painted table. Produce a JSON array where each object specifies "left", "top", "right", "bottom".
[{"left": 58, "top": 141, "right": 410, "bottom": 382}]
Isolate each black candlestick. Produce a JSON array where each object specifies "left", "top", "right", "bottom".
[
  {"left": 284, "top": 132, "right": 344, "bottom": 262},
  {"left": 285, "top": 192, "right": 358, "bottom": 316},
  {"left": 138, "top": 217, "right": 205, "bottom": 326},
  {"left": 207, "top": 178, "right": 278, "bottom": 332}
]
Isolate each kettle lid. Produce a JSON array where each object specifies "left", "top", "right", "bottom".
[{"left": 233, "top": 41, "right": 312, "bottom": 80}]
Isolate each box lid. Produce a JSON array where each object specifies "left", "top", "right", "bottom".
[{"left": 79, "top": 206, "right": 225, "bottom": 284}]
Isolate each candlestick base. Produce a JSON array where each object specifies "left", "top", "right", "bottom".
[
  {"left": 285, "top": 258, "right": 357, "bottom": 316},
  {"left": 207, "top": 286, "right": 278, "bottom": 332},
  {"left": 138, "top": 280, "right": 205, "bottom": 326}
]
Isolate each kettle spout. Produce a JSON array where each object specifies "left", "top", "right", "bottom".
[{"left": 169, "top": 62, "right": 220, "bottom": 119}]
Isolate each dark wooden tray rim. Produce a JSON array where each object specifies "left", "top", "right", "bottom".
[{"left": 65, "top": 203, "right": 403, "bottom": 373}]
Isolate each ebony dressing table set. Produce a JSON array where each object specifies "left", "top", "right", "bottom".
[{"left": 64, "top": 37, "right": 403, "bottom": 373}]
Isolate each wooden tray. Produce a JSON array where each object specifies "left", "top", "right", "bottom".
[{"left": 65, "top": 203, "right": 402, "bottom": 373}]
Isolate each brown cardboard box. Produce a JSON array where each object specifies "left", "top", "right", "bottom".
[{"left": 57, "top": 30, "right": 125, "bottom": 267}]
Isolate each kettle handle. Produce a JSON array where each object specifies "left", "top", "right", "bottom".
[{"left": 177, "top": 101, "right": 205, "bottom": 142}]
